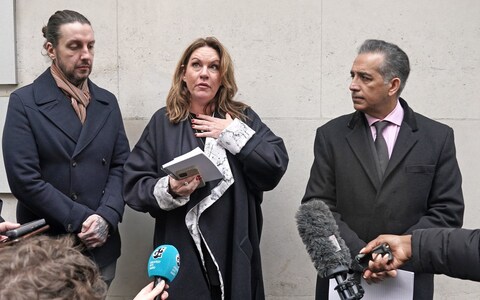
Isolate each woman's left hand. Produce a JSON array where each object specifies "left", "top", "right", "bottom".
[{"left": 191, "top": 113, "right": 233, "bottom": 139}]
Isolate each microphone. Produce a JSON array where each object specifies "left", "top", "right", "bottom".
[
  {"left": 296, "top": 199, "right": 364, "bottom": 300},
  {"left": 147, "top": 244, "right": 180, "bottom": 300}
]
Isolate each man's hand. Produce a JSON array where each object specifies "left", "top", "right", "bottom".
[
  {"left": 362, "top": 267, "right": 398, "bottom": 284},
  {"left": 359, "top": 234, "right": 412, "bottom": 280},
  {"left": 77, "top": 214, "right": 109, "bottom": 249}
]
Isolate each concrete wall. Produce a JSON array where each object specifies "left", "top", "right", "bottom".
[{"left": 1, "top": 0, "right": 479, "bottom": 299}]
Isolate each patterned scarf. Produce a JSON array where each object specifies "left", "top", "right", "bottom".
[
  {"left": 185, "top": 136, "right": 235, "bottom": 299},
  {"left": 50, "top": 63, "right": 90, "bottom": 124}
]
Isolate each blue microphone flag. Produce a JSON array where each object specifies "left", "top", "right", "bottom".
[{"left": 147, "top": 244, "right": 180, "bottom": 283}]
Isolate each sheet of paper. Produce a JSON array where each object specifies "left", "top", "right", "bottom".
[
  {"left": 329, "top": 269, "right": 414, "bottom": 300},
  {"left": 161, "top": 147, "right": 223, "bottom": 182}
]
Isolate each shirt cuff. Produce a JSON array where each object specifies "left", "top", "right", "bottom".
[
  {"left": 217, "top": 118, "right": 255, "bottom": 155},
  {"left": 153, "top": 176, "right": 190, "bottom": 210}
]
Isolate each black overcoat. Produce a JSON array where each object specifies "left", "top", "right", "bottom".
[
  {"left": 302, "top": 98, "right": 464, "bottom": 299},
  {"left": 2, "top": 69, "right": 130, "bottom": 267},
  {"left": 124, "top": 107, "right": 288, "bottom": 299}
]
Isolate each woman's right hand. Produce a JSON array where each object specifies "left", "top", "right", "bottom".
[{"left": 168, "top": 174, "right": 202, "bottom": 197}]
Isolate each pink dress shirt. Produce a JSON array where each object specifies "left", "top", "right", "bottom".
[{"left": 365, "top": 100, "right": 404, "bottom": 158}]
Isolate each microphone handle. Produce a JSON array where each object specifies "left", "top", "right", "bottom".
[
  {"left": 333, "top": 273, "right": 364, "bottom": 300},
  {"left": 153, "top": 276, "right": 166, "bottom": 300}
]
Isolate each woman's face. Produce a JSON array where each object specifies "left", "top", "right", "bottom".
[{"left": 183, "top": 46, "right": 222, "bottom": 106}]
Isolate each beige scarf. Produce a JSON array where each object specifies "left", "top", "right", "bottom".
[{"left": 50, "top": 63, "right": 90, "bottom": 124}]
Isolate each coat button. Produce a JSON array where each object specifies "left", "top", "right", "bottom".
[
  {"left": 71, "top": 193, "right": 78, "bottom": 200},
  {"left": 102, "top": 190, "right": 105, "bottom": 195},
  {"left": 67, "top": 224, "right": 73, "bottom": 232},
  {"left": 102, "top": 158, "right": 107, "bottom": 165},
  {"left": 72, "top": 161, "right": 77, "bottom": 167}
]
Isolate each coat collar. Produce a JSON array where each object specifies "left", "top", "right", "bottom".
[
  {"left": 33, "top": 68, "right": 114, "bottom": 157},
  {"left": 33, "top": 68, "right": 112, "bottom": 106},
  {"left": 346, "top": 113, "right": 381, "bottom": 188},
  {"left": 347, "top": 98, "right": 418, "bottom": 132},
  {"left": 346, "top": 98, "right": 419, "bottom": 188}
]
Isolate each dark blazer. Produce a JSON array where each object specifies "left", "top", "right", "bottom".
[
  {"left": 2, "top": 69, "right": 130, "bottom": 267},
  {"left": 411, "top": 228, "right": 480, "bottom": 281},
  {"left": 302, "top": 98, "right": 464, "bottom": 299}
]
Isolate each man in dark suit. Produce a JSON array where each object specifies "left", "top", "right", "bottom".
[
  {"left": 301, "top": 39, "right": 464, "bottom": 299},
  {"left": 2, "top": 10, "right": 129, "bottom": 286}
]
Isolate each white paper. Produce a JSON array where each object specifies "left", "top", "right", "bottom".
[
  {"left": 161, "top": 147, "right": 223, "bottom": 182},
  {"left": 329, "top": 269, "right": 414, "bottom": 300}
]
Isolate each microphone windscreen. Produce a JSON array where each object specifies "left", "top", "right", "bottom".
[
  {"left": 147, "top": 244, "right": 180, "bottom": 283},
  {"left": 296, "top": 199, "right": 351, "bottom": 278}
]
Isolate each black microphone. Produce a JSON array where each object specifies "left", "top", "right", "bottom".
[{"left": 296, "top": 199, "right": 364, "bottom": 300}]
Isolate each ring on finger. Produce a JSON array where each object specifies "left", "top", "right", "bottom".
[{"left": 183, "top": 181, "right": 189, "bottom": 186}]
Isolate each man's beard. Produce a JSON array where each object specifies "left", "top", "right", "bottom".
[{"left": 55, "top": 59, "right": 91, "bottom": 87}]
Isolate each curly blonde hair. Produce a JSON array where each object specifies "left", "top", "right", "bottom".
[
  {"left": 0, "top": 234, "right": 107, "bottom": 300},
  {"left": 166, "top": 37, "right": 249, "bottom": 123}
]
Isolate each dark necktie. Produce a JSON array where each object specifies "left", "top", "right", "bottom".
[{"left": 374, "top": 121, "right": 389, "bottom": 176}]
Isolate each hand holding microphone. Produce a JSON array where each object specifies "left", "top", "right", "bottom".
[
  {"left": 134, "top": 281, "right": 169, "bottom": 300},
  {"left": 0, "top": 221, "right": 20, "bottom": 243},
  {"left": 147, "top": 244, "right": 180, "bottom": 300},
  {"left": 358, "top": 234, "right": 411, "bottom": 281}
]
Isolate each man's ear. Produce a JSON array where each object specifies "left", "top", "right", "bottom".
[
  {"left": 388, "top": 78, "right": 401, "bottom": 97},
  {"left": 46, "top": 42, "right": 56, "bottom": 60}
]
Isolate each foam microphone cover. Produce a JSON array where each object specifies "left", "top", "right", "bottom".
[
  {"left": 296, "top": 199, "right": 352, "bottom": 278},
  {"left": 147, "top": 244, "right": 180, "bottom": 283}
]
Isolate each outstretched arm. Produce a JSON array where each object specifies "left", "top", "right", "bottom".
[{"left": 359, "top": 234, "right": 412, "bottom": 280}]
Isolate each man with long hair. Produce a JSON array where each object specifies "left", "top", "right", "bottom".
[{"left": 2, "top": 10, "right": 130, "bottom": 286}]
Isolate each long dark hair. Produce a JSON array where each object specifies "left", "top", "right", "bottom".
[{"left": 42, "top": 10, "right": 91, "bottom": 50}]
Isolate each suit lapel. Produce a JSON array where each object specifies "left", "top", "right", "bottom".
[
  {"left": 73, "top": 86, "right": 113, "bottom": 157},
  {"left": 346, "top": 114, "right": 381, "bottom": 189},
  {"left": 384, "top": 120, "right": 418, "bottom": 179},
  {"left": 345, "top": 99, "right": 419, "bottom": 191},
  {"left": 33, "top": 70, "right": 114, "bottom": 157},
  {"left": 34, "top": 69, "right": 82, "bottom": 142},
  {"left": 383, "top": 98, "right": 419, "bottom": 180}
]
